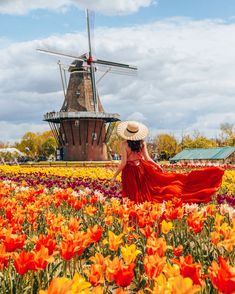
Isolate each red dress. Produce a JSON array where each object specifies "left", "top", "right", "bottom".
[{"left": 121, "top": 151, "right": 224, "bottom": 204}]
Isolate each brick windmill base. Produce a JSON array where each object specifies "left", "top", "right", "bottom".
[{"left": 45, "top": 112, "right": 119, "bottom": 161}]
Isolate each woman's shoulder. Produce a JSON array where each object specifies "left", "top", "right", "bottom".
[
  {"left": 141, "top": 141, "right": 147, "bottom": 149},
  {"left": 121, "top": 140, "right": 128, "bottom": 150}
]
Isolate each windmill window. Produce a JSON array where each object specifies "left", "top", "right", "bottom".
[
  {"left": 92, "top": 132, "right": 97, "bottom": 140},
  {"left": 75, "top": 120, "right": 79, "bottom": 127}
]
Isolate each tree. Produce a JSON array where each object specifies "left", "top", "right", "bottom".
[
  {"left": 219, "top": 123, "right": 235, "bottom": 146},
  {"left": 192, "top": 136, "right": 217, "bottom": 148},
  {"left": 179, "top": 134, "right": 194, "bottom": 150},
  {"left": 40, "top": 137, "right": 57, "bottom": 158},
  {"left": 220, "top": 123, "right": 234, "bottom": 137},
  {"left": 154, "top": 134, "right": 178, "bottom": 160},
  {"left": 14, "top": 130, "right": 57, "bottom": 160},
  {"left": 180, "top": 134, "right": 216, "bottom": 149},
  {"left": 15, "top": 132, "right": 39, "bottom": 158},
  {"left": 107, "top": 123, "right": 122, "bottom": 157},
  {"left": 0, "top": 141, "right": 7, "bottom": 148}
]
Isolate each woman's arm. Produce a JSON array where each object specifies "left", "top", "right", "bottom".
[
  {"left": 111, "top": 142, "right": 127, "bottom": 181},
  {"left": 142, "top": 142, "right": 163, "bottom": 171}
]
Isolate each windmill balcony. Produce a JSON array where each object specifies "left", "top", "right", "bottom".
[{"left": 44, "top": 111, "right": 120, "bottom": 123}]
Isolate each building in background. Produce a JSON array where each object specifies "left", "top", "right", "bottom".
[{"left": 170, "top": 147, "right": 235, "bottom": 165}]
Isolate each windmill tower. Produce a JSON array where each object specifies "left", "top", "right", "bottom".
[{"left": 38, "top": 10, "right": 137, "bottom": 161}]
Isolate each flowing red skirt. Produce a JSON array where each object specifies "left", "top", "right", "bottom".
[{"left": 121, "top": 160, "right": 224, "bottom": 204}]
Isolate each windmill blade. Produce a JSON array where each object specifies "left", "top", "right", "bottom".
[
  {"left": 94, "top": 58, "right": 137, "bottom": 71},
  {"left": 37, "top": 48, "right": 85, "bottom": 61},
  {"left": 86, "top": 10, "right": 96, "bottom": 56},
  {"left": 97, "top": 64, "right": 137, "bottom": 76}
]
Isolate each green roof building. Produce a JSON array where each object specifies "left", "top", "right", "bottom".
[{"left": 170, "top": 147, "right": 235, "bottom": 164}]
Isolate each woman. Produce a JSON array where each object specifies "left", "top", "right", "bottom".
[{"left": 111, "top": 121, "right": 224, "bottom": 204}]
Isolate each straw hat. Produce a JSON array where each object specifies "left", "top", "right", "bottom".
[{"left": 117, "top": 121, "right": 149, "bottom": 141}]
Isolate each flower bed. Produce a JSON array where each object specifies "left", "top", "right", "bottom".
[{"left": 0, "top": 165, "right": 234, "bottom": 293}]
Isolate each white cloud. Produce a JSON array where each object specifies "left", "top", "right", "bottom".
[
  {"left": 127, "top": 112, "right": 147, "bottom": 122},
  {"left": 0, "top": 17, "right": 235, "bottom": 142},
  {"left": 0, "top": 121, "right": 49, "bottom": 144},
  {"left": 0, "top": 0, "right": 155, "bottom": 15}
]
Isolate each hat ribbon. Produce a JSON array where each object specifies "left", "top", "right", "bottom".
[{"left": 126, "top": 128, "right": 138, "bottom": 134}]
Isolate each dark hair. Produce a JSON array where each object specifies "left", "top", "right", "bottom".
[{"left": 127, "top": 140, "right": 143, "bottom": 152}]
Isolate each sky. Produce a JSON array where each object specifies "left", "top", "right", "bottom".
[{"left": 0, "top": 0, "right": 235, "bottom": 143}]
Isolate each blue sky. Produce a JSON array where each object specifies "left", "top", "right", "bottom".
[
  {"left": 1, "top": 0, "right": 235, "bottom": 42},
  {"left": 0, "top": 0, "right": 234, "bottom": 142}
]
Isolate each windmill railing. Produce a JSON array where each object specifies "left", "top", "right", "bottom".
[{"left": 44, "top": 111, "right": 120, "bottom": 123}]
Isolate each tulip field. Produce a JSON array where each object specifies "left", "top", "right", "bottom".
[{"left": 0, "top": 165, "right": 234, "bottom": 293}]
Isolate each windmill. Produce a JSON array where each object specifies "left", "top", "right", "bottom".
[{"left": 38, "top": 10, "right": 137, "bottom": 161}]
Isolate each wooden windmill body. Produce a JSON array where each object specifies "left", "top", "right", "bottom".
[{"left": 40, "top": 10, "right": 137, "bottom": 161}]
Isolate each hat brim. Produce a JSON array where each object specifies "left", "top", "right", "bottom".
[{"left": 117, "top": 121, "right": 149, "bottom": 141}]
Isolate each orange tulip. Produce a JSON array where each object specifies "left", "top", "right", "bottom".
[
  {"left": 173, "top": 255, "right": 203, "bottom": 286},
  {"left": 105, "top": 256, "right": 120, "bottom": 283},
  {"left": 139, "top": 226, "right": 156, "bottom": 238},
  {"left": 146, "top": 237, "right": 167, "bottom": 257},
  {"left": 59, "top": 240, "right": 77, "bottom": 261},
  {"left": 173, "top": 245, "right": 183, "bottom": 257},
  {"left": 164, "top": 206, "right": 184, "bottom": 221},
  {"left": 144, "top": 254, "right": 166, "bottom": 279},
  {"left": 14, "top": 250, "right": 35, "bottom": 275},
  {"left": 90, "top": 252, "right": 106, "bottom": 270},
  {"left": 35, "top": 234, "right": 56, "bottom": 255},
  {"left": 0, "top": 244, "right": 10, "bottom": 270},
  {"left": 39, "top": 277, "right": 73, "bottom": 294},
  {"left": 108, "top": 231, "right": 123, "bottom": 251},
  {"left": 3, "top": 232, "right": 26, "bottom": 252},
  {"left": 187, "top": 212, "right": 205, "bottom": 233},
  {"left": 88, "top": 264, "right": 105, "bottom": 286},
  {"left": 105, "top": 255, "right": 135, "bottom": 287},
  {"left": 84, "top": 205, "right": 97, "bottom": 216},
  {"left": 216, "top": 225, "right": 235, "bottom": 252},
  {"left": 210, "top": 231, "right": 221, "bottom": 245},
  {"left": 204, "top": 204, "right": 216, "bottom": 217},
  {"left": 104, "top": 215, "right": 113, "bottom": 226},
  {"left": 217, "top": 235, "right": 235, "bottom": 252},
  {"left": 33, "top": 246, "right": 54, "bottom": 270},
  {"left": 87, "top": 225, "right": 103, "bottom": 243},
  {"left": 209, "top": 256, "right": 235, "bottom": 294},
  {"left": 68, "top": 218, "right": 82, "bottom": 232},
  {"left": 115, "top": 262, "right": 135, "bottom": 288}
]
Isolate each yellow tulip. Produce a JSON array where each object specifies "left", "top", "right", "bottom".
[
  {"left": 161, "top": 220, "right": 173, "bottom": 234},
  {"left": 121, "top": 243, "right": 141, "bottom": 265},
  {"left": 69, "top": 273, "right": 91, "bottom": 293}
]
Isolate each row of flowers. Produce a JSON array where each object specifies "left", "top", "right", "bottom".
[
  {"left": 0, "top": 165, "right": 235, "bottom": 193},
  {"left": 0, "top": 170, "right": 234, "bottom": 293}
]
